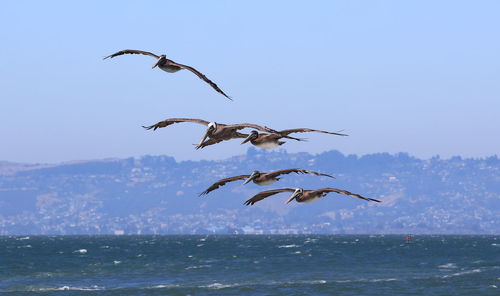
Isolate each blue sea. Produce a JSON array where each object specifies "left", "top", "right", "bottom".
[{"left": 1, "top": 235, "right": 499, "bottom": 295}]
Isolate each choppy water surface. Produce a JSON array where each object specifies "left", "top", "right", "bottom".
[{"left": 1, "top": 235, "right": 499, "bottom": 295}]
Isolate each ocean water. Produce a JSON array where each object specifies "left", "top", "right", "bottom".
[{"left": 0, "top": 235, "right": 499, "bottom": 295}]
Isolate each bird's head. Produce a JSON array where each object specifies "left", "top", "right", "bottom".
[
  {"left": 151, "top": 54, "right": 166, "bottom": 69},
  {"left": 197, "top": 122, "right": 217, "bottom": 146},
  {"left": 241, "top": 130, "right": 259, "bottom": 144},
  {"left": 243, "top": 170, "right": 261, "bottom": 185},
  {"left": 286, "top": 188, "right": 303, "bottom": 204}
]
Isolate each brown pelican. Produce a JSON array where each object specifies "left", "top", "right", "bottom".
[
  {"left": 241, "top": 128, "right": 348, "bottom": 149},
  {"left": 142, "top": 118, "right": 277, "bottom": 149},
  {"left": 199, "top": 169, "right": 334, "bottom": 196},
  {"left": 104, "top": 49, "right": 231, "bottom": 100},
  {"left": 244, "top": 188, "right": 381, "bottom": 205}
]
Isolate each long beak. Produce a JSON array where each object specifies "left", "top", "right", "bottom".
[
  {"left": 243, "top": 172, "right": 257, "bottom": 185},
  {"left": 285, "top": 191, "right": 300, "bottom": 204},
  {"left": 240, "top": 134, "right": 253, "bottom": 144},
  {"left": 197, "top": 128, "right": 211, "bottom": 147},
  {"left": 151, "top": 58, "right": 161, "bottom": 69}
]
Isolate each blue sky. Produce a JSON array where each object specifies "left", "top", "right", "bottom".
[{"left": 0, "top": 1, "right": 498, "bottom": 163}]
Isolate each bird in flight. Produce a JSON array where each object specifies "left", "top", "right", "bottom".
[
  {"left": 142, "top": 118, "right": 277, "bottom": 149},
  {"left": 104, "top": 49, "right": 231, "bottom": 100},
  {"left": 200, "top": 169, "right": 334, "bottom": 196},
  {"left": 244, "top": 187, "right": 381, "bottom": 205},
  {"left": 240, "top": 128, "right": 348, "bottom": 149}
]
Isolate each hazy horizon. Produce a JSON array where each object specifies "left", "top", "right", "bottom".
[{"left": 1, "top": 147, "right": 498, "bottom": 166}]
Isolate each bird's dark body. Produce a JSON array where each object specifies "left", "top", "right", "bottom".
[{"left": 158, "top": 60, "right": 182, "bottom": 73}]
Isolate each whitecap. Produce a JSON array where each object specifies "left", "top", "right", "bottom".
[
  {"left": 277, "top": 244, "right": 300, "bottom": 248},
  {"left": 294, "top": 251, "right": 302, "bottom": 254},
  {"left": 185, "top": 265, "right": 211, "bottom": 270},
  {"left": 113, "top": 260, "right": 122, "bottom": 264},
  {"left": 18, "top": 244, "right": 32, "bottom": 248},
  {"left": 197, "top": 244, "right": 205, "bottom": 247},
  {"left": 73, "top": 249, "right": 87, "bottom": 254},
  {"left": 38, "top": 285, "right": 102, "bottom": 291},
  {"left": 287, "top": 279, "right": 327, "bottom": 285},
  {"left": 204, "top": 283, "right": 236, "bottom": 289},
  {"left": 148, "top": 284, "right": 180, "bottom": 289},
  {"left": 304, "top": 238, "right": 318, "bottom": 244},
  {"left": 441, "top": 269, "right": 482, "bottom": 279},
  {"left": 438, "top": 263, "right": 458, "bottom": 269},
  {"left": 488, "top": 285, "right": 497, "bottom": 289},
  {"left": 335, "top": 279, "right": 352, "bottom": 283},
  {"left": 18, "top": 236, "right": 30, "bottom": 240},
  {"left": 492, "top": 243, "right": 500, "bottom": 247},
  {"left": 370, "top": 278, "right": 398, "bottom": 282},
  {"left": 303, "top": 280, "right": 327, "bottom": 284}
]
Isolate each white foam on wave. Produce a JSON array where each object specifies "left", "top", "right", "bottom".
[
  {"left": 204, "top": 282, "right": 237, "bottom": 289},
  {"left": 441, "top": 268, "right": 482, "bottom": 279},
  {"left": 148, "top": 284, "right": 180, "bottom": 289},
  {"left": 113, "top": 260, "right": 122, "bottom": 264},
  {"left": 38, "top": 285, "right": 103, "bottom": 291},
  {"left": 335, "top": 279, "right": 352, "bottom": 283},
  {"left": 438, "top": 263, "right": 458, "bottom": 269},
  {"left": 298, "top": 280, "right": 327, "bottom": 284},
  {"left": 370, "top": 278, "right": 398, "bottom": 282},
  {"left": 73, "top": 249, "right": 87, "bottom": 254},
  {"left": 18, "top": 244, "right": 32, "bottom": 248},
  {"left": 332, "top": 278, "right": 398, "bottom": 283},
  {"left": 304, "top": 238, "right": 318, "bottom": 244},
  {"left": 492, "top": 243, "right": 500, "bottom": 247},
  {"left": 278, "top": 244, "right": 300, "bottom": 248},
  {"left": 18, "top": 236, "right": 30, "bottom": 240},
  {"left": 185, "top": 264, "right": 211, "bottom": 270}
]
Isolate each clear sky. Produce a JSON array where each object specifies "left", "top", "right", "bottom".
[{"left": 0, "top": 1, "right": 498, "bottom": 163}]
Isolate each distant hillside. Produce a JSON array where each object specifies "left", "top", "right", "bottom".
[{"left": 0, "top": 149, "right": 498, "bottom": 234}]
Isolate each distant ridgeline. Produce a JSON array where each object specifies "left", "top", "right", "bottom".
[{"left": 0, "top": 149, "right": 498, "bottom": 235}]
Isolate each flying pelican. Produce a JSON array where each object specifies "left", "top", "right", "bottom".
[
  {"left": 244, "top": 188, "right": 381, "bottom": 205},
  {"left": 199, "top": 169, "right": 334, "bottom": 196},
  {"left": 240, "top": 128, "right": 348, "bottom": 149},
  {"left": 104, "top": 49, "right": 231, "bottom": 100},
  {"left": 142, "top": 118, "right": 277, "bottom": 148}
]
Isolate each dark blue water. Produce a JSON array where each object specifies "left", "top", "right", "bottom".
[{"left": 1, "top": 235, "right": 499, "bottom": 295}]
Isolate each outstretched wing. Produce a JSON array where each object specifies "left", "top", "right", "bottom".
[
  {"left": 142, "top": 118, "right": 210, "bottom": 131},
  {"left": 103, "top": 49, "right": 160, "bottom": 60},
  {"left": 166, "top": 60, "right": 231, "bottom": 100},
  {"left": 199, "top": 175, "right": 250, "bottom": 196},
  {"left": 318, "top": 188, "right": 381, "bottom": 202},
  {"left": 279, "top": 128, "right": 348, "bottom": 137},
  {"left": 266, "top": 169, "right": 334, "bottom": 179},
  {"left": 244, "top": 188, "right": 295, "bottom": 205},
  {"left": 224, "top": 123, "right": 279, "bottom": 133}
]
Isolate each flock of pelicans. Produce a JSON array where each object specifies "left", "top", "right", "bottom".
[{"left": 105, "top": 49, "right": 381, "bottom": 206}]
